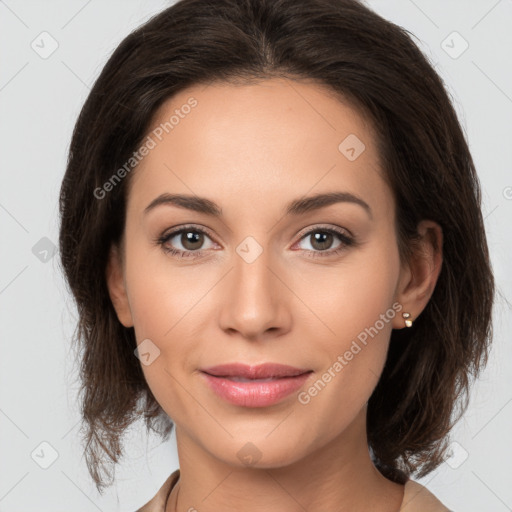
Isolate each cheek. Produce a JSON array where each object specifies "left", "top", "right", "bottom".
[
  {"left": 124, "top": 238, "right": 204, "bottom": 338},
  {"left": 125, "top": 268, "right": 191, "bottom": 420},
  {"left": 297, "top": 228, "right": 400, "bottom": 347},
  {"left": 294, "top": 235, "right": 400, "bottom": 423},
  {"left": 122, "top": 244, "right": 213, "bottom": 414}
]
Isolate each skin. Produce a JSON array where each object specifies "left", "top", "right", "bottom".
[{"left": 106, "top": 77, "right": 443, "bottom": 512}]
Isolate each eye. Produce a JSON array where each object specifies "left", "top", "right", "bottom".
[
  {"left": 156, "top": 224, "right": 356, "bottom": 260},
  {"left": 156, "top": 225, "right": 217, "bottom": 259},
  {"left": 293, "top": 226, "right": 355, "bottom": 258}
]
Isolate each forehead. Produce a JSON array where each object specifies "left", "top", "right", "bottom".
[{"left": 127, "top": 77, "right": 392, "bottom": 220}]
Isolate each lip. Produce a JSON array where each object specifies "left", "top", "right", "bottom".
[{"left": 200, "top": 363, "right": 313, "bottom": 407}]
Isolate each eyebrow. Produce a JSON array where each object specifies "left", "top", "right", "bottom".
[{"left": 144, "top": 191, "right": 372, "bottom": 219}]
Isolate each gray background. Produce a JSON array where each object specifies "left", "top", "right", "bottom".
[{"left": 0, "top": 0, "right": 511, "bottom": 510}]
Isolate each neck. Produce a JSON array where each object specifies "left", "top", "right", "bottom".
[{"left": 167, "top": 409, "right": 404, "bottom": 512}]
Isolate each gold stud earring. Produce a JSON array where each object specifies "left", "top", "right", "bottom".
[{"left": 402, "top": 312, "right": 413, "bottom": 328}]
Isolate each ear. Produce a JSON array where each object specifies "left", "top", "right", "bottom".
[
  {"left": 105, "top": 244, "right": 134, "bottom": 328},
  {"left": 392, "top": 220, "right": 443, "bottom": 329}
]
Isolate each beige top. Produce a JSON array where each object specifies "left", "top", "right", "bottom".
[{"left": 136, "top": 469, "right": 452, "bottom": 511}]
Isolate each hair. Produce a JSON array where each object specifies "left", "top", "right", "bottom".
[{"left": 59, "top": 0, "right": 494, "bottom": 493}]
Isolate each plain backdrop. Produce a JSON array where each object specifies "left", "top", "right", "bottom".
[{"left": 0, "top": 0, "right": 511, "bottom": 510}]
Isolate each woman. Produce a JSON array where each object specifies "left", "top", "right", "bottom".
[{"left": 58, "top": 0, "right": 494, "bottom": 510}]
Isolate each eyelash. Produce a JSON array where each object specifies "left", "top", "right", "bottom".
[
  {"left": 155, "top": 224, "right": 355, "bottom": 260},
  {"left": 155, "top": 226, "right": 356, "bottom": 259}
]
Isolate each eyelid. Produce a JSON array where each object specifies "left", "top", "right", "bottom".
[
  {"left": 159, "top": 223, "right": 353, "bottom": 242},
  {"left": 156, "top": 223, "right": 355, "bottom": 258},
  {"left": 157, "top": 224, "right": 219, "bottom": 251},
  {"left": 293, "top": 223, "right": 354, "bottom": 243},
  {"left": 290, "top": 225, "right": 355, "bottom": 257}
]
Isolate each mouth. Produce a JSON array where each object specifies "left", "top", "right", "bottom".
[
  {"left": 215, "top": 376, "right": 289, "bottom": 382},
  {"left": 201, "top": 362, "right": 312, "bottom": 379},
  {"left": 199, "top": 363, "right": 313, "bottom": 407}
]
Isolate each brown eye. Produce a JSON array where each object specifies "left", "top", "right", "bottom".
[
  {"left": 179, "top": 230, "right": 205, "bottom": 251},
  {"left": 157, "top": 226, "right": 217, "bottom": 258},
  {"left": 295, "top": 226, "right": 355, "bottom": 258},
  {"left": 309, "top": 231, "right": 335, "bottom": 251}
]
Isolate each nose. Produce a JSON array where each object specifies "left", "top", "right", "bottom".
[{"left": 217, "top": 246, "right": 292, "bottom": 342}]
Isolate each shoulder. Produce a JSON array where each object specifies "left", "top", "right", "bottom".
[
  {"left": 401, "top": 479, "right": 453, "bottom": 511},
  {"left": 135, "top": 469, "right": 180, "bottom": 512}
]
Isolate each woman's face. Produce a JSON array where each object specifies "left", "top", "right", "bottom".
[{"left": 109, "top": 77, "right": 411, "bottom": 468}]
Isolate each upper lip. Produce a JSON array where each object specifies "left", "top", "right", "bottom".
[{"left": 201, "top": 363, "right": 312, "bottom": 379}]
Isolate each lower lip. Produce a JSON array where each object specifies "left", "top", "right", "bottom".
[{"left": 201, "top": 372, "right": 311, "bottom": 407}]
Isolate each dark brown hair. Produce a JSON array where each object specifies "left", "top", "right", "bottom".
[{"left": 59, "top": 0, "right": 494, "bottom": 492}]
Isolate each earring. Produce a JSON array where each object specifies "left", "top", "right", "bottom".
[{"left": 402, "top": 312, "right": 413, "bottom": 328}]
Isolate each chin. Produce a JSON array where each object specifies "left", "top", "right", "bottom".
[{"left": 204, "top": 431, "right": 310, "bottom": 470}]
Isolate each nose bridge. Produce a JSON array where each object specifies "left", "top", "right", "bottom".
[{"left": 218, "top": 239, "right": 288, "bottom": 339}]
